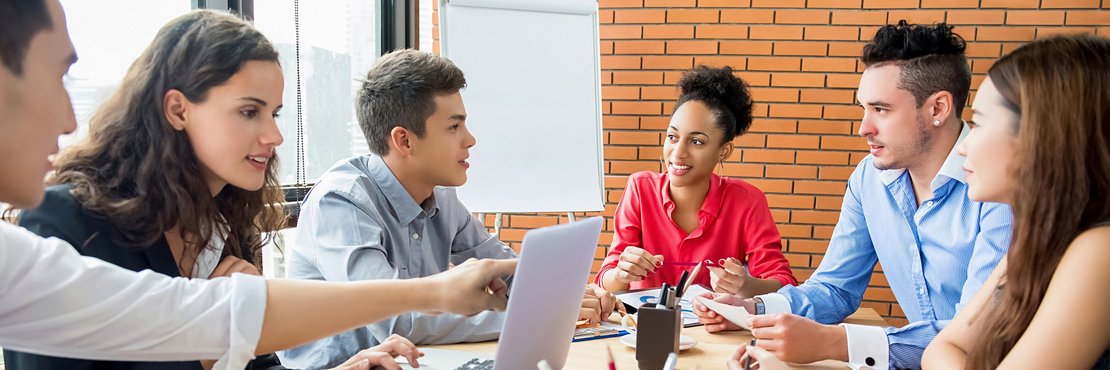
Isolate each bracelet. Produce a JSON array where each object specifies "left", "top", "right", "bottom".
[{"left": 754, "top": 297, "right": 766, "bottom": 315}]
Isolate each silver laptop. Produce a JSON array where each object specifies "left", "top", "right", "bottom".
[{"left": 397, "top": 217, "right": 604, "bottom": 370}]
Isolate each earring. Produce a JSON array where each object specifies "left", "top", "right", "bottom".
[{"left": 933, "top": 119, "right": 943, "bottom": 127}]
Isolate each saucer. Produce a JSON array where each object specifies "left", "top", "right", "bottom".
[{"left": 618, "top": 333, "right": 697, "bottom": 351}]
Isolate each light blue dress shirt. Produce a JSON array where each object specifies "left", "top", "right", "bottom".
[
  {"left": 279, "top": 155, "right": 516, "bottom": 369},
  {"left": 759, "top": 125, "right": 1013, "bottom": 369}
]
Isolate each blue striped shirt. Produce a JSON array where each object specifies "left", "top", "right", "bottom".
[{"left": 762, "top": 126, "right": 1013, "bottom": 369}]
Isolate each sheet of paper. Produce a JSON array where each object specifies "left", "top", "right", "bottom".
[
  {"left": 573, "top": 321, "right": 625, "bottom": 339},
  {"left": 616, "top": 284, "right": 712, "bottom": 327},
  {"left": 694, "top": 295, "right": 752, "bottom": 330}
]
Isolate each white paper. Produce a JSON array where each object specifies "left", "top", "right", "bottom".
[
  {"left": 694, "top": 295, "right": 753, "bottom": 330},
  {"left": 616, "top": 285, "right": 712, "bottom": 327}
]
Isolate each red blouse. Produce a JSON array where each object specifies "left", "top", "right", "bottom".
[{"left": 596, "top": 171, "right": 798, "bottom": 291}]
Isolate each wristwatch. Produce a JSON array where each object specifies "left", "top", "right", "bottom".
[{"left": 754, "top": 297, "right": 765, "bottom": 314}]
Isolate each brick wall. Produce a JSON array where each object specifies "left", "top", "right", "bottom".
[{"left": 434, "top": 0, "right": 1109, "bottom": 326}]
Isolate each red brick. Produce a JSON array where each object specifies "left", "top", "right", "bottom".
[
  {"left": 770, "top": 209, "right": 791, "bottom": 222},
  {"left": 645, "top": 0, "right": 696, "bottom": 6},
  {"left": 600, "top": 41, "right": 614, "bottom": 55},
  {"left": 695, "top": 25, "right": 749, "bottom": 39},
  {"left": 720, "top": 9, "right": 775, "bottom": 23},
  {"left": 802, "top": 57, "right": 858, "bottom": 72},
  {"left": 748, "top": 57, "right": 802, "bottom": 71},
  {"left": 600, "top": 10, "right": 615, "bottom": 24},
  {"left": 642, "top": 116, "right": 672, "bottom": 130},
  {"left": 612, "top": 71, "right": 664, "bottom": 84},
  {"left": 742, "top": 149, "right": 796, "bottom": 164},
  {"left": 603, "top": 116, "right": 640, "bottom": 129},
  {"left": 614, "top": 40, "right": 665, "bottom": 54},
  {"left": 815, "top": 195, "right": 845, "bottom": 210},
  {"left": 599, "top": 0, "right": 644, "bottom": 7},
  {"left": 799, "top": 120, "right": 853, "bottom": 134},
  {"left": 808, "top": 0, "right": 863, "bottom": 6},
  {"left": 1067, "top": 10, "right": 1110, "bottom": 25},
  {"left": 602, "top": 86, "right": 640, "bottom": 100},
  {"left": 795, "top": 180, "right": 848, "bottom": 195},
  {"left": 772, "top": 73, "right": 826, "bottom": 87},
  {"left": 509, "top": 215, "right": 560, "bottom": 228},
  {"left": 667, "top": 40, "right": 719, "bottom": 54},
  {"left": 800, "top": 88, "right": 855, "bottom": 103},
  {"left": 733, "top": 134, "right": 767, "bottom": 148},
  {"left": 976, "top": 27, "right": 1037, "bottom": 41},
  {"left": 693, "top": 56, "right": 747, "bottom": 68},
  {"left": 600, "top": 25, "right": 642, "bottom": 39},
  {"left": 981, "top": 0, "right": 1039, "bottom": 8},
  {"left": 749, "top": 179, "right": 795, "bottom": 193},
  {"left": 814, "top": 225, "right": 837, "bottom": 238},
  {"left": 769, "top": 103, "right": 824, "bottom": 118},
  {"left": 1036, "top": 27, "right": 1098, "bottom": 38},
  {"left": 966, "top": 42, "right": 1003, "bottom": 58},
  {"left": 804, "top": 26, "right": 860, "bottom": 41},
  {"left": 767, "top": 134, "right": 821, "bottom": 149},
  {"left": 610, "top": 160, "right": 661, "bottom": 175},
  {"left": 667, "top": 9, "right": 720, "bottom": 23},
  {"left": 784, "top": 253, "right": 811, "bottom": 267},
  {"left": 750, "top": 118, "right": 799, "bottom": 133},
  {"left": 698, "top": 0, "right": 754, "bottom": 6},
  {"left": 776, "top": 10, "right": 832, "bottom": 24},
  {"left": 796, "top": 150, "right": 850, "bottom": 165},
  {"left": 863, "top": 0, "right": 919, "bottom": 8},
  {"left": 641, "top": 86, "right": 680, "bottom": 100},
  {"left": 863, "top": 287, "right": 896, "bottom": 301},
  {"left": 750, "top": 25, "right": 805, "bottom": 40},
  {"left": 720, "top": 41, "right": 775, "bottom": 55},
  {"left": 884, "top": 11, "right": 942, "bottom": 25},
  {"left": 767, "top": 194, "right": 816, "bottom": 209},
  {"left": 611, "top": 101, "right": 663, "bottom": 115},
  {"left": 766, "top": 164, "right": 818, "bottom": 179},
  {"left": 751, "top": 0, "right": 805, "bottom": 7},
  {"left": 1008, "top": 10, "right": 1066, "bottom": 25},
  {"left": 920, "top": 0, "right": 977, "bottom": 8},
  {"left": 643, "top": 25, "right": 695, "bottom": 39},
  {"left": 778, "top": 224, "right": 813, "bottom": 238},
  {"left": 615, "top": 9, "right": 666, "bottom": 24},
  {"left": 751, "top": 87, "right": 800, "bottom": 103},
  {"left": 831, "top": 11, "right": 888, "bottom": 25},
  {"left": 1041, "top": 0, "right": 1101, "bottom": 7},
  {"left": 947, "top": 10, "right": 1006, "bottom": 25},
  {"left": 828, "top": 42, "right": 864, "bottom": 57},
  {"left": 826, "top": 73, "right": 861, "bottom": 88},
  {"left": 721, "top": 163, "right": 764, "bottom": 177},
  {"left": 824, "top": 105, "right": 864, "bottom": 120},
  {"left": 774, "top": 41, "right": 829, "bottom": 56},
  {"left": 642, "top": 56, "right": 694, "bottom": 70},
  {"left": 792, "top": 210, "right": 841, "bottom": 225},
  {"left": 736, "top": 71, "right": 772, "bottom": 86},
  {"left": 609, "top": 131, "right": 661, "bottom": 146},
  {"left": 821, "top": 135, "right": 868, "bottom": 150},
  {"left": 601, "top": 56, "right": 641, "bottom": 70}
]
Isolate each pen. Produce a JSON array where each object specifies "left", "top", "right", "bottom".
[
  {"left": 658, "top": 283, "right": 670, "bottom": 306},
  {"left": 537, "top": 359, "right": 553, "bottom": 370},
  {"left": 675, "top": 270, "right": 690, "bottom": 298},
  {"left": 666, "top": 286, "right": 677, "bottom": 308},
  {"left": 606, "top": 343, "right": 617, "bottom": 370},
  {"left": 743, "top": 339, "right": 755, "bottom": 370},
  {"left": 662, "top": 352, "right": 678, "bottom": 370}
]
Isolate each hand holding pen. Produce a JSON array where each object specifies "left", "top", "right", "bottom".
[
  {"left": 707, "top": 257, "right": 754, "bottom": 296},
  {"left": 610, "top": 246, "right": 664, "bottom": 284}
]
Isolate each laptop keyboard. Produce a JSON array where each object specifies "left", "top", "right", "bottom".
[{"left": 453, "top": 358, "right": 495, "bottom": 370}]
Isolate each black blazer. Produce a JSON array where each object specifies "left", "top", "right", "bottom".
[{"left": 3, "top": 185, "right": 288, "bottom": 370}]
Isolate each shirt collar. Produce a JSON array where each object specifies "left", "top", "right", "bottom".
[
  {"left": 660, "top": 173, "right": 723, "bottom": 219},
  {"left": 364, "top": 155, "right": 439, "bottom": 224},
  {"left": 878, "top": 122, "right": 970, "bottom": 192}
]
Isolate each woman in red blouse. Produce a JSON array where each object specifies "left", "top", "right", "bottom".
[{"left": 596, "top": 66, "right": 797, "bottom": 297}]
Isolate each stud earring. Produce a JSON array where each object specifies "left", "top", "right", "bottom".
[{"left": 933, "top": 119, "right": 943, "bottom": 127}]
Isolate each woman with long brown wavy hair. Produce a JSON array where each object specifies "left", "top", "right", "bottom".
[
  {"left": 921, "top": 34, "right": 1110, "bottom": 369},
  {"left": 3, "top": 9, "right": 425, "bottom": 370}
]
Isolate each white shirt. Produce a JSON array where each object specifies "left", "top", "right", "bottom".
[{"left": 0, "top": 222, "right": 266, "bottom": 370}]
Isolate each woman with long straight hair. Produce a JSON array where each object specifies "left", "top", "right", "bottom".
[{"left": 921, "top": 34, "right": 1110, "bottom": 370}]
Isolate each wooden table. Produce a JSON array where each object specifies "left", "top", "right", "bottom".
[{"left": 428, "top": 309, "right": 888, "bottom": 370}]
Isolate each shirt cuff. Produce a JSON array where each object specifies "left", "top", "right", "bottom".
[
  {"left": 212, "top": 273, "right": 267, "bottom": 370},
  {"left": 754, "top": 293, "right": 791, "bottom": 314},
  {"left": 839, "top": 323, "right": 889, "bottom": 370}
]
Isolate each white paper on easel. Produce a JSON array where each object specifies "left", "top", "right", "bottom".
[{"left": 694, "top": 295, "right": 753, "bottom": 330}]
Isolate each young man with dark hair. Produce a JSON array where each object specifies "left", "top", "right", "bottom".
[
  {"left": 282, "top": 49, "right": 618, "bottom": 369},
  {"left": 694, "top": 21, "right": 1014, "bottom": 370}
]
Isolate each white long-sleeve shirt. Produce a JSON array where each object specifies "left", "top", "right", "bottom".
[{"left": 0, "top": 222, "right": 266, "bottom": 370}]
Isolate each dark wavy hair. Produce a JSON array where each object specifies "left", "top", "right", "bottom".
[
  {"left": 964, "top": 34, "right": 1110, "bottom": 370},
  {"left": 48, "top": 10, "right": 286, "bottom": 265},
  {"left": 862, "top": 20, "right": 971, "bottom": 117},
  {"left": 674, "top": 65, "right": 754, "bottom": 144}
]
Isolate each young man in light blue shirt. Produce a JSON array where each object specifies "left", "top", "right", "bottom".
[
  {"left": 694, "top": 22, "right": 1013, "bottom": 370},
  {"left": 280, "top": 50, "right": 617, "bottom": 369}
]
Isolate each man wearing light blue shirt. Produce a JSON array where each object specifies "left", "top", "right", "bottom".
[
  {"left": 694, "top": 22, "right": 1013, "bottom": 370},
  {"left": 280, "top": 50, "right": 617, "bottom": 369}
]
